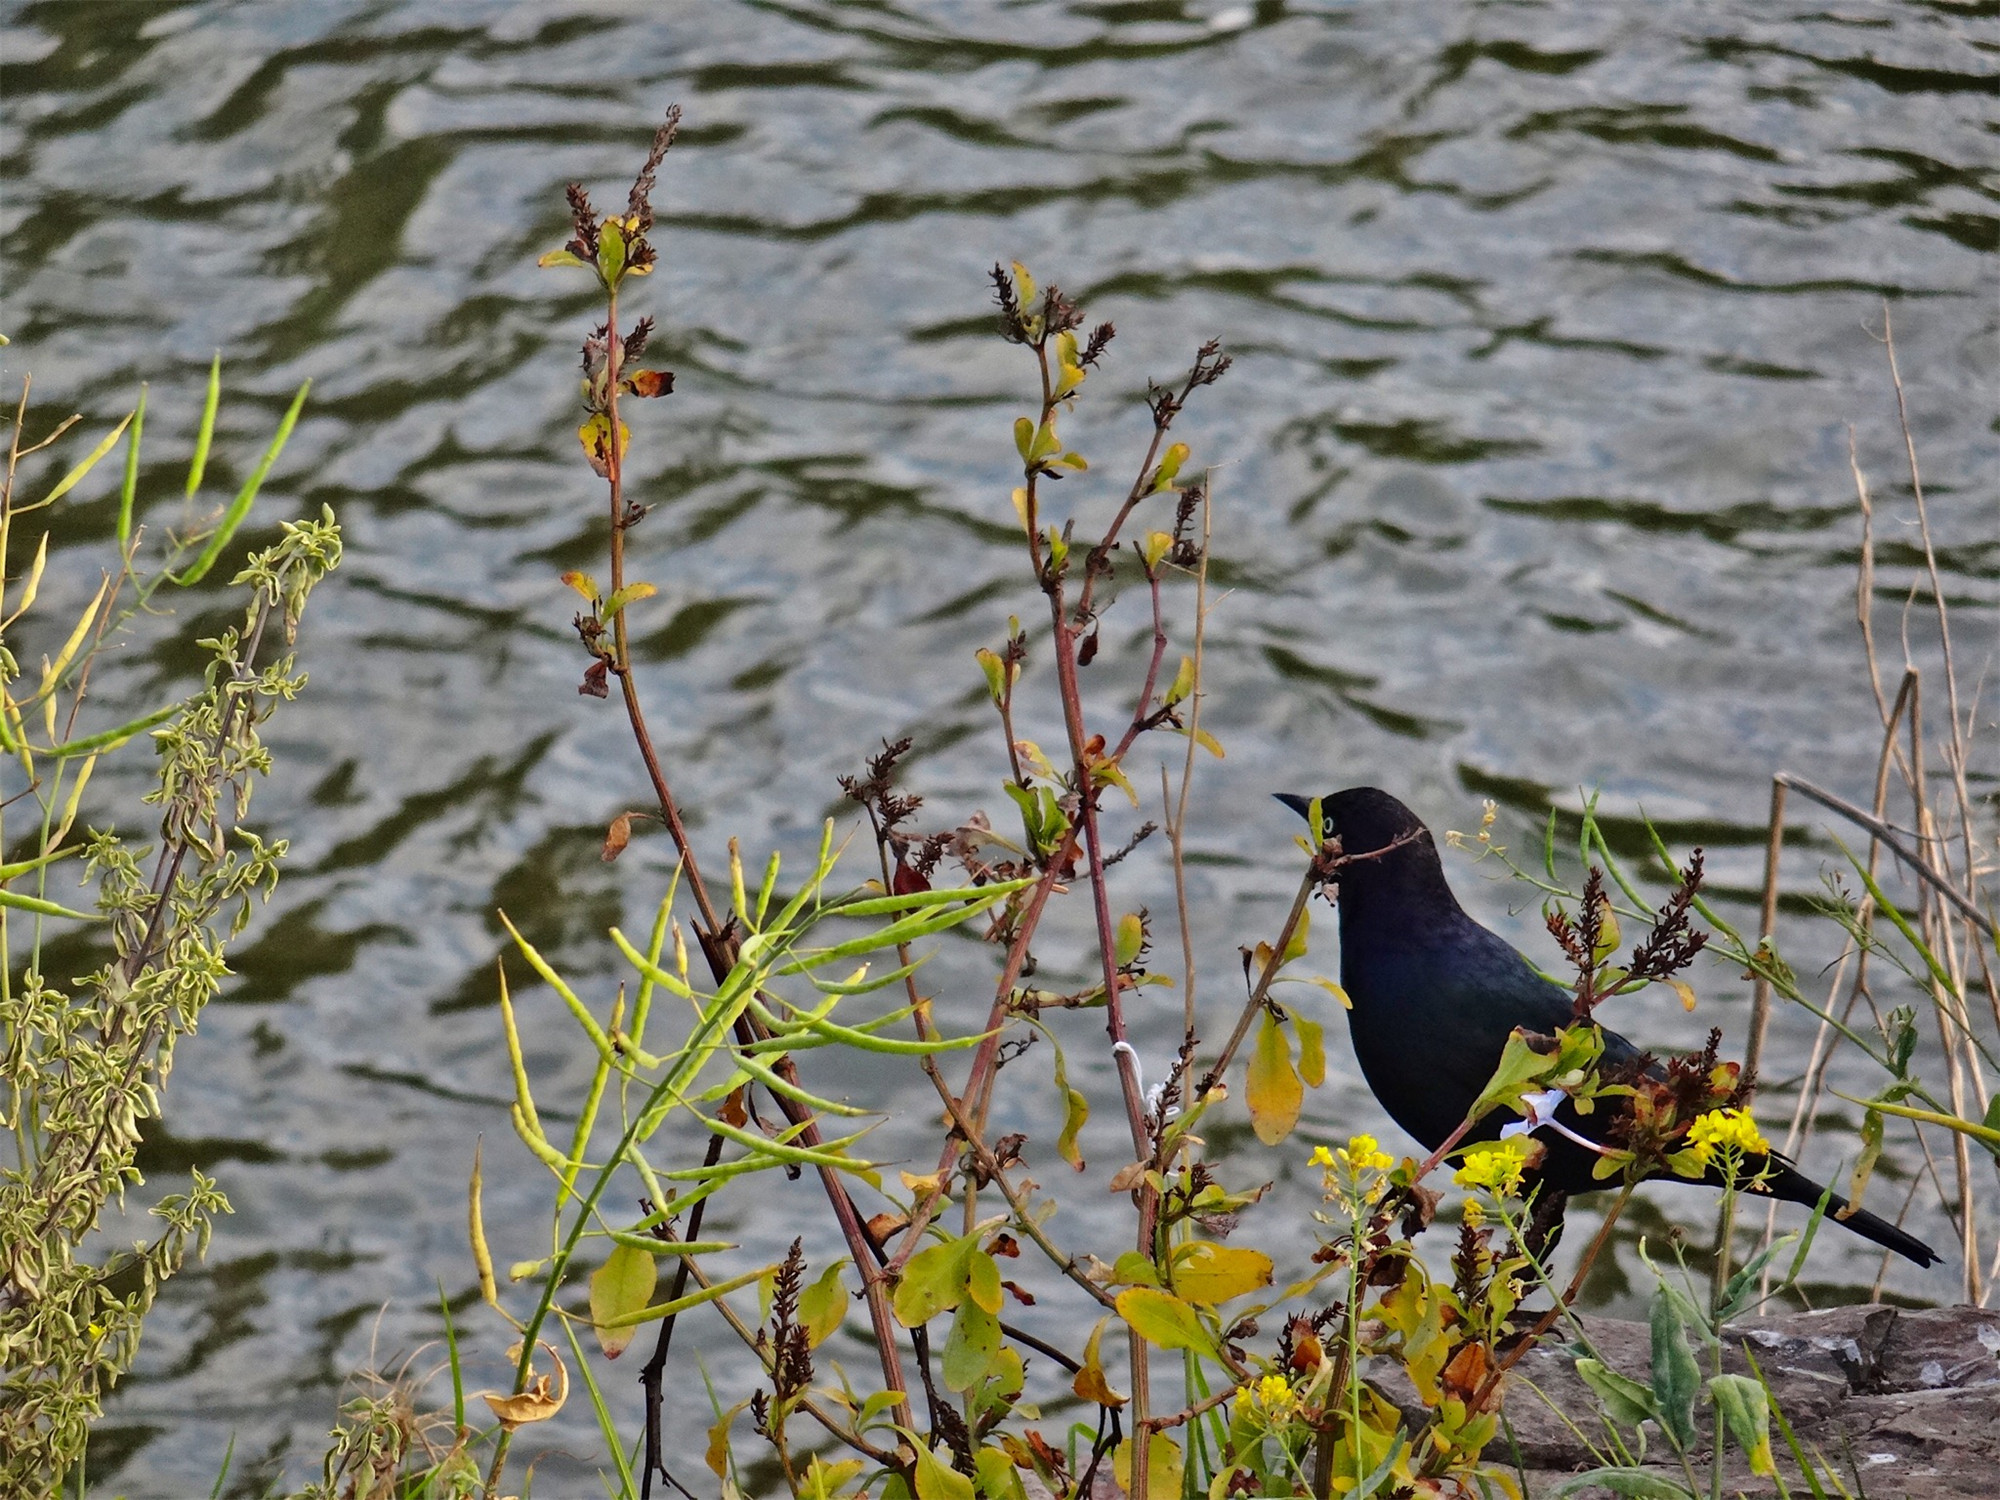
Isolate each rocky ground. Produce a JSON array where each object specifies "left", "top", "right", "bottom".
[{"left": 1437, "top": 1303, "right": 2000, "bottom": 1499}]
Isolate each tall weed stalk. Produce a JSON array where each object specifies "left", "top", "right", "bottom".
[{"left": 0, "top": 367, "right": 339, "bottom": 1494}]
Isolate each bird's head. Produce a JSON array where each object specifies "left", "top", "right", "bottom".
[
  {"left": 1273, "top": 786, "right": 1429, "bottom": 859},
  {"left": 1272, "top": 787, "right": 1459, "bottom": 926}
]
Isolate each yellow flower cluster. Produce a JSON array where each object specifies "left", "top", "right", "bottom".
[
  {"left": 1687, "top": 1108, "right": 1768, "bottom": 1162},
  {"left": 1453, "top": 1140, "right": 1530, "bottom": 1195},
  {"left": 1312, "top": 1133, "right": 1393, "bottom": 1175},
  {"left": 1249, "top": 1373, "right": 1296, "bottom": 1417}
]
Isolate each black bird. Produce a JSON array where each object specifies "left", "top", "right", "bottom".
[{"left": 1274, "top": 786, "right": 1940, "bottom": 1268}]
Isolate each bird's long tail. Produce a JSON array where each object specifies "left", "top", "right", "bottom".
[{"left": 1752, "top": 1157, "right": 1940, "bottom": 1268}]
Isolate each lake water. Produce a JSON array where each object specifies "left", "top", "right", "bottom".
[{"left": 3, "top": 0, "right": 1994, "bottom": 1492}]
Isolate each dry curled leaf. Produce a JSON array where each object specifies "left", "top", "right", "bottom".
[
  {"left": 864, "top": 1211, "right": 908, "bottom": 1250},
  {"left": 622, "top": 369, "right": 675, "bottom": 398},
  {"left": 1106, "top": 1161, "right": 1147, "bottom": 1194},
  {"left": 601, "top": 812, "right": 632, "bottom": 862},
  {"left": 481, "top": 1341, "right": 568, "bottom": 1430}
]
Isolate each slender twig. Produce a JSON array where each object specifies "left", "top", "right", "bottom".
[
  {"left": 1470, "top": 1183, "right": 1637, "bottom": 1412},
  {"left": 1198, "top": 868, "right": 1318, "bottom": 1098},
  {"left": 1139, "top": 1379, "right": 1242, "bottom": 1434},
  {"left": 637, "top": 1130, "right": 724, "bottom": 1500},
  {"left": 1169, "top": 484, "right": 1214, "bottom": 1043},
  {"left": 887, "top": 832, "right": 1081, "bottom": 1276},
  {"left": 541, "top": 146, "right": 918, "bottom": 1469},
  {"left": 1743, "top": 777, "right": 1787, "bottom": 1095},
  {"left": 1772, "top": 774, "right": 1995, "bottom": 940}
]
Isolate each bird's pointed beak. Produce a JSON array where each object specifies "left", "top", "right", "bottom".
[{"left": 1273, "top": 793, "right": 1313, "bottom": 821}]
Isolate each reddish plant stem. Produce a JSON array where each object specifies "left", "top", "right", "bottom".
[
  {"left": 600, "top": 291, "right": 913, "bottom": 1436},
  {"left": 1111, "top": 563, "right": 1171, "bottom": 761},
  {"left": 886, "top": 832, "right": 1080, "bottom": 1275},
  {"left": 1026, "top": 342, "right": 1166, "bottom": 1495},
  {"left": 1051, "top": 621, "right": 1155, "bottom": 1163}
]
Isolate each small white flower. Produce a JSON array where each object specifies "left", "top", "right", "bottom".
[
  {"left": 1501, "top": 1085, "right": 1616, "bottom": 1157},
  {"left": 1500, "top": 1086, "right": 1568, "bottom": 1138}
]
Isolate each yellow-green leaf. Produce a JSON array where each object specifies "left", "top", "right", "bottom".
[
  {"left": 1282, "top": 905, "right": 1310, "bottom": 965},
  {"left": 1013, "top": 416, "right": 1035, "bottom": 463},
  {"left": 706, "top": 1398, "right": 750, "bottom": 1479},
  {"left": 974, "top": 1449, "right": 1025, "bottom": 1500},
  {"left": 1293, "top": 1013, "right": 1326, "bottom": 1088},
  {"left": 590, "top": 1243, "right": 658, "bottom": 1358},
  {"left": 577, "top": 412, "right": 629, "bottom": 476},
  {"left": 1115, "top": 1287, "right": 1217, "bottom": 1356},
  {"left": 1151, "top": 441, "right": 1190, "bottom": 493},
  {"left": 1309, "top": 975, "right": 1352, "bottom": 1010},
  {"left": 597, "top": 217, "right": 627, "bottom": 283},
  {"left": 965, "top": 1248, "right": 1002, "bottom": 1315},
  {"left": 1246, "top": 1010, "right": 1303, "bottom": 1146},
  {"left": 1593, "top": 900, "right": 1621, "bottom": 962},
  {"left": 804, "top": 1457, "right": 869, "bottom": 1498},
  {"left": 1708, "top": 1374, "right": 1774, "bottom": 1476},
  {"left": 1469, "top": 1027, "right": 1562, "bottom": 1121},
  {"left": 1071, "top": 1315, "right": 1126, "bottom": 1408},
  {"left": 975, "top": 646, "right": 1007, "bottom": 703},
  {"left": 799, "top": 1261, "right": 846, "bottom": 1348},
  {"left": 1114, "top": 912, "right": 1145, "bottom": 967},
  {"left": 1093, "top": 755, "right": 1139, "bottom": 808},
  {"left": 942, "top": 1297, "right": 1002, "bottom": 1392},
  {"left": 893, "top": 1229, "right": 979, "bottom": 1327},
  {"left": 538, "top": 248, "right": 589, "bottom": 269},
  {"left": 1055, "top": 1040, "right": 1089, "bottom": 1172},
  {"left": 1113, "top": 1434, "right": 1183, "bottom": 1500},
  {"left": 1169, "top": 1243, "right": 1273, "bottom": 1307},
  {"left": 913, "top": 1438, "right": 975, "bottom": 1500},
  {"left": 601, "top": 581, "right": 656, "bottom": 620}
]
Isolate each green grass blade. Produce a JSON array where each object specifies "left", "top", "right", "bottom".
[
  {"left": 205, "top": 1433, "right": 235, "bottom": 1500},
  {"left": 173, "top": 378, "right": 309, "bottom": 586},
  {"left": 117, "top": 383, "right": 146, "bottom": 548},
  {"left": 186, "top": 351, "right": 220, "bottom": 497},
  {"left": 438, "top": 1281, "right": 466, "bottom": 1432},
  {"left": 562, "top": 1317, "right": 637, "bottom": 1497}
]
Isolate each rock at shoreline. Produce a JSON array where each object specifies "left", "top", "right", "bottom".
[{"left": 1376, "top": 1303, "right": 2000, "bottom": 1498}]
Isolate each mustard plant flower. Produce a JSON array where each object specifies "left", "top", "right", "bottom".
[
  {"left": 1255, "top": 1374, "right": 1296, "bottom": 1417},
  {"left": 1343, "top": 1133, "right": 1393, "bottom": 1172},
  {"left": 1453, "top": 1140, "right": 1532, "bottom": 1195},
  {"left": 1687, "top": 1107, "right": 1768, "bottom": 1162}
]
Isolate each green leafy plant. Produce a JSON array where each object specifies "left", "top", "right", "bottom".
[{"left": 0, "top": 369, "right": 338, "bottom": 1495}]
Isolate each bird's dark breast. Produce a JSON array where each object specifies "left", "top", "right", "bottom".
[
  {"left": 1340, "top": 914, "right": 1579, "bottom": 1152},
  {"left": 1347, "top": 1008, "right": 1485, "bottom": 1149}
]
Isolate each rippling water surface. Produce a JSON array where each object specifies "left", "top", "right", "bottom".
[{"left": 3, "top": 0, "right": 1995, "bottom": 1491}]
